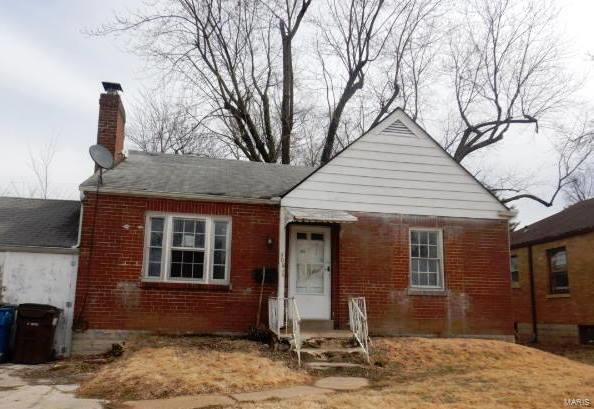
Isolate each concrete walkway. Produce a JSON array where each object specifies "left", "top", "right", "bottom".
[
  {"left": 125, "top": 376, "right": 369, "bottom": 409},
  {"left": 0, "top": 364, "right": 103, "bottom": 409}
]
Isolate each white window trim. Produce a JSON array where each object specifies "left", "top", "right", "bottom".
[
  {"left": 408, "top": 227, "right": 445, "bottom": 290},
  {"left": 142, "top": 212, "right": 232, "bottom": 285}
]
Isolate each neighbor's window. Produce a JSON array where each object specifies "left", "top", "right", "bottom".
[
  {"left": 547, "top": 247, "right": 568, "bottom": 294},
  {"left": 410, "top": 229, "right": 444, "bottom": 289},
  {"left": 144, "top": 213, "right": 231, "bottom": 284},
  {"left": 510, "top": 255, "right": 519, "bottom": 285}
]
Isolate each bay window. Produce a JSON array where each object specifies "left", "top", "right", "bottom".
[{"left": 143, "top": 213, "right": 231, "bottom": 284}]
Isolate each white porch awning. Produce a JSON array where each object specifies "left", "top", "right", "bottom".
[{"left": 285, "top": 207, "right": 358, "bottom": 224}]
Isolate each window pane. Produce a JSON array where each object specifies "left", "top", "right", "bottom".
[
  {"left": 311, "top": 233, "right": 324, "bottom": 241},
  {"left": 148, "top": 262, "right": 161, "bottom": 277},
  {"left": 171, "top": 262, "right": 182, "bottom": 277},
  {"left": 170, "top": 250, "right": 204, "bottom": 280},
  {"left": 411, "top": 245, "right": 419, "bottom": 258},
  {"left": 173, "top": 219, "right": 184, "bottom": 232},
  {"left": 420, "top": 259, "right": 428, "bottom": 272},
  {"left": 213, "top": 265, "right": 225, "bottom": 280},
  {"left": 182, "top": 234, "right": 195, "bottom": 247},
  {"left": 214, "top": 250, "right": 225, "bottom": 265},
  {"left": 428, "top": 273, "right": 437, "bottom": 286},
  {"left": 411, "top": 231, "right": 419, "bottom": 245},
  {"left": 412, "top": 259, "right": 419, "bottom": 273},
  {"left": 214, "top": 221, "right": 227, "bottom": 235},
  {"left": 194, "top": 234, "right": 205, "bottom": 248},
  {"left": 420, "top": 232, "right": 428, "bottom": 245},
  {"left": 184, "top": 220, "right": 195, "bottom": 234},
  {"left": 173, "top": 233, "right": 183, "bottom": 247},
  {"left": 428, "top": 245, "right": 437, "bottom": 258},
  {"left": 214, "top": 236, "right": 226, "bottom": 250},
  {"left": 428, "top": 232, "right": 437, "bottom": 245},
  {"left": 511, "top": 270, "right": 519, "bottom": 283},
  {"left": 428, "top": 259, "right": 438, "bottom": 273},
  {"left": 420, "top": 273, "right": 428, "bottom": 286},
  {"left": 551, "top": 250, "right": 567, "bottom": 270},
  {"left": 510, "top": 256, "right": 518, "bottom": 272},
  {"left": 151, "top": 217, "right": 164, "bottom": 232},
  {"left": 149, "top": 248, "right": 161, "bottom": 262},
  {"left": 297, "top": 232, "right": 307, "bottom": 240},
  {"left": 195, "top": 221, "right": 205, "bottom": 234},
  {"left": 553, "top": 272, "right": 569, "bottom": 289},
  {"left": 412, "top": 272, "right": 420, "bottom": 286},
  {"left": 150, "top": 232, "right": 163, "bottom": 246},
  {"left": 420, "top": 246, "right": 428, "bottom": 258}
]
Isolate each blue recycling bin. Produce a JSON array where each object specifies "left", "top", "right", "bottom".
[{"left": 0, "top": 305, "right": 16, "bottom": 363}]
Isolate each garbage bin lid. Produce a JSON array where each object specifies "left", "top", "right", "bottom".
[{"left": 17, "top": 303, "right": 60, "bottom": 318}]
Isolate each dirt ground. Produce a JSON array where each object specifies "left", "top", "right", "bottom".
[{"left": 19, "top": 335, "right": 594, "bottom": 408}]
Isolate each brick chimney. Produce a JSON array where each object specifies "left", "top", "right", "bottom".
[{"left": 96, "top": 82, "right": 125, "bottom": 167}]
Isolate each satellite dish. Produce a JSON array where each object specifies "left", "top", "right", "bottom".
[{"left": 89, "top": 144, "right": 114, "bottom": 170}]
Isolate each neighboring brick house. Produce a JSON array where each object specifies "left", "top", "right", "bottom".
[
  {"left": 73, "top": 83, "right": 515, "bottom": 352},
  {"left": 511, "top": 199, "right": 594, "bottom": 345}
]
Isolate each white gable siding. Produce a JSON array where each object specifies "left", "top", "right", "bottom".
[{"left": 282, "top": 110, "right": 508, "bottom": 220}]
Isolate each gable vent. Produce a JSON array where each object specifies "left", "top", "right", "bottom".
[{"left": 381, "top": 120, "right": 416, "bottom": 138}]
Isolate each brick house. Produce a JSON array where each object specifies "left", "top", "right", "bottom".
[
  {"left": 73, "top": 84, "right": 514, "bottom": 352},
  {"left": 511, "top": 199, "right": 594, "bottom": 345}
]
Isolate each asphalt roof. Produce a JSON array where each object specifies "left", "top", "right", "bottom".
[
  {"left": 511, "top": 198, "right": 594, "bottom": 248},
  {"left": 80, "top": 150, "right": 314, "bottom": 200},
  {"left": 0, "top": 197, "right": 80, "bottom": 249}
]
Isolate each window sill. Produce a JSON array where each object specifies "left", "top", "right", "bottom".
[
  {"left": 140, "top": 281, "right": 231, "bottom": 292},
  {"left": 546, "top": 293, "right": 570, "bottom": 299},
  {"left": 407, "top": 287, "right": 448, "bottom": 297},
  {"left": 511, "top": 283, "right": 521, "bottom": 289}
]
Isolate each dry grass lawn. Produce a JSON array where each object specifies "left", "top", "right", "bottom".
[
  {"left": 242, "top": 338, "right": 594, "bottom": 409},
  {"left": 77, "top": 336, "right": 310, "bottom": 400},
  {"left": 36, "top": 335, "right": 593, "bottom": 407}
]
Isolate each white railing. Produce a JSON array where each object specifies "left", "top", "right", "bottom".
[
  {"left": 349, "top": 296, "right": 370, "bottom": 364},
  {"left": 268, "top": 297, "right": 302, "bottom": 366}
]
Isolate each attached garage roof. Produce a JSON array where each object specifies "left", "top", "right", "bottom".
[{"left": 0, "top": 197, "right": 80, "bottom": 250}]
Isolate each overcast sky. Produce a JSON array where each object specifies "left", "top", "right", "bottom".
[{"left": 0, "top": 0, "right": 592, "bottom": 226}]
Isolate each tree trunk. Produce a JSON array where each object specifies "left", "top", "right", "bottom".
[{"left": 280, "top": 36, "right": 293, "bottom": 164}]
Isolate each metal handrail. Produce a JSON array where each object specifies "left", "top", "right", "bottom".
[
  {"left": 268, "top": 296, "right": 302, "bottom": 366},
  {"left": 349, "top": 296, "right": 370, "bottom": 364}
]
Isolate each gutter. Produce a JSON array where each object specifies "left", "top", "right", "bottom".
[
  {"left": 79, "top": 186, "right": 280, "bottom": 205},
  {"left": 0, "top": 245, "right": 79, "bottom": 255}
]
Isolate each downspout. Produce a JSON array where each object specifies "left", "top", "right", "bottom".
[{"left": 528, "top": 245, "right": 538, "bottom": 343}]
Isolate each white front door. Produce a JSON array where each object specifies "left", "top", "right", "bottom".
[{"left": 288, "top": 225, "right": 331, "bottom": 320}]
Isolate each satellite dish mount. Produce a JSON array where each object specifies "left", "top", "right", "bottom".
[{"left": 89, "top": 144, "right": 114, "bottom": 186}]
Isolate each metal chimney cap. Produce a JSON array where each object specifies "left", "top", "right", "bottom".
[{"left": 102, "top": 82, "right": 123, "bottom": 94}]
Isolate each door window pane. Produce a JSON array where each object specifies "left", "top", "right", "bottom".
[{"left": 296, "top": 231, "right": 326, "bottom": 294}]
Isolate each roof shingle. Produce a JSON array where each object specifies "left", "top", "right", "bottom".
[
  {"left": 0, "top": 197, "right": 80, "bottom": 249},
  {"left": 80, "top": 151, "right": 314, "bottom": 200},
  {"left": 511, "top": 198, "right": 594, "bottom": 248}
]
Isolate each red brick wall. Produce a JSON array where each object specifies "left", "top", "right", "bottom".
[
  {"left": 333, "top": 213, "right": 513, "bottom": 337},
  {"left": 74, "top": 193, "right": 280, "bottom": 333},
  {"left": 96, "top": 93, "right": 125, "bottom": 164},
  {"left": 511, "top": 232, "right": 594, "bottom": 344},
  {"left": 75, "top": 193, "right": 512, "bottom": 337}
]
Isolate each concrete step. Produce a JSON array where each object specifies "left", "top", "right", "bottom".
[
  {"left": 304, "top": 362, "right": 367, "bottom": 370},
  {"left": 300, "top": 320, "right": 334, "bottom": 331}
]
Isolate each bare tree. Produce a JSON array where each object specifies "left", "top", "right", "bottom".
[
  {"left": 28, "top": 139, "right": 56, "bottom": 199},
  {"left": 487, "top": 120, "right": 594, "bottom": 206},
  {"left": 263, "top": 0, "right": 312, "bottom": 164},
  {"left": 444, "top": 0, "right": 573, "bottom": 162},
  {"left": 564, "top": 166, "right": 594, "bottom": 205},
  {"left": 128, "top": 89, "right": 224, "bottom": 156}
]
